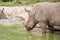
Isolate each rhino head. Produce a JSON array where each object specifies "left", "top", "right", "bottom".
[
  {"left": 24, "top": 8, "right": 38, "bottom": 31},
  {"left": 0, "top": 8, "right": 7, "bottom": 19}
]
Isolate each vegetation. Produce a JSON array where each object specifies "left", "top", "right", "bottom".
[
  {"left": 0, "top": 0, "right": 60, "bottom": 40},
  {"left": 0, "top": 0, "right": 60, "bottom": 6},
  {"left": 0, "top": 24, "right": 60, "bottom": 40}
]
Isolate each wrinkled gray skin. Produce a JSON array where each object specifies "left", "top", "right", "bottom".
[
  {"left": 24, "top": 2, "right": 60, "bottom": 34},
  {"left": 0, "top": 8, "right": 7, "bottom": 19}
]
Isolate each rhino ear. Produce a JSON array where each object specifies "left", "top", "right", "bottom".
[
  {"left": 1, "top": 8, "right": 4, "bottom": 13},
  {"left": 24, "top": 8, "right": 31, "bottom": 13}
]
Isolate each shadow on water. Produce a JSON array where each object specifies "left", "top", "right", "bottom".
[
  {"left": 54, "top": 33, "right": 60, "bottom": 40},
  {"left": 46, "top": 33, "right": 54, "bottom": 40},
  {"left": 40, "top": 33, "right": 60, "bottom": 40}
]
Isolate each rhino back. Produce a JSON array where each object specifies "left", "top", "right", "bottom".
[{"left": 32, "top": 2, "right": 60, "bottom": 25}]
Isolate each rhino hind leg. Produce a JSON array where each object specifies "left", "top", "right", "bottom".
[{"left": 48, "top": 25, "right": 54, "bottom": 33}]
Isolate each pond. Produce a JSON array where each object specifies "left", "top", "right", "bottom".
[
  {"left": 40, "top": 33, "right": 60, "bottom": 40},
  {"left": 0, "top": 24, "right": 60, "bottom": 40}
]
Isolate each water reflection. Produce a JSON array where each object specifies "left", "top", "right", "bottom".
[
  {"left": 40, "top": 33, "right": 60, "bottom": 40},
  {"left": 46, "top": 33, "right": 54, "bottom": 40},
  {"left": 54, "top": 34, "right": 60, "bottom": 40}
]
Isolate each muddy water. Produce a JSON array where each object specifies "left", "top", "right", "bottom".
[
  {"left": 30, "top": 28, "right": 60, "bottom": 40},
  {"left": 40, "top": 33, "right": 60, "bottom": 40}
]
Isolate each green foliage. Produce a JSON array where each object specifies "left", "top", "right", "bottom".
[{"left": 0, "top": 0, "right": 60, "bottom": 6}]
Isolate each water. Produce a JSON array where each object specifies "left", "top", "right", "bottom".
[
  {"left": 40, "top": 33, "right": 60, "bottom": 40},
  {"left": 0, "top": 24, "right": 60, "bottom": 40}
]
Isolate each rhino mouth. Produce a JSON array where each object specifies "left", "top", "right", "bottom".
[
  {"left": 26, "top": 21, "right": 39, "bottom": 31},
  {"left": 26, "top": 24, "right": 36, "bottom": 31},
  {"left": 26, "top": 27, "right": 33, "bottom": 31}
]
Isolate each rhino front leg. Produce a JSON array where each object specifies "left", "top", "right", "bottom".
[{"left": 39, "top": 22, "right": 47, "bottom": 34}]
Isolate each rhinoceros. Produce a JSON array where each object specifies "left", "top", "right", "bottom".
[
  {"left": 0, "top": 8, "right": 7, "bottom": 19},
  {"left": 24, "top": 2, "right": 60, "bottom": 34}
]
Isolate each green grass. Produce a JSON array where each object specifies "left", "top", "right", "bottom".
[
  {"left": 0, "top": 0, "right": 60, "bottom": 6},
  {"left": 0, "top": 24, "right": 60, "bottom": 40}
]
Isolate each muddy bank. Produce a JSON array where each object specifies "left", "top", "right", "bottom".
[{"left": 0, "top": 6, "right": 32, "bottom": 26}]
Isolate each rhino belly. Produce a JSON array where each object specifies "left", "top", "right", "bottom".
[{"left": 49, "top": 15, "right": 60, "bottom": 26}]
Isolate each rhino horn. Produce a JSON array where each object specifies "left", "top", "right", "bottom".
[
  {"left": 24, "top": 8, "right": 31, "bottom": 13},
  {"left": 2, "top": 8, "right": 4, "bottom": 12}
]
